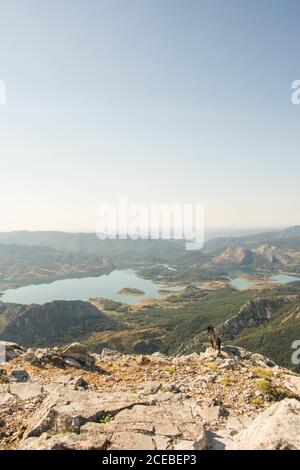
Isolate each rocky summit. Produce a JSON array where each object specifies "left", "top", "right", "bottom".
[{"left": 0, "top": 341, "right": 300, "bottom": 450}]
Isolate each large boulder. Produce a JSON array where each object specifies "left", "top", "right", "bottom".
[
  {"left": 23, "top": 348, "right": 66, "bottom": 367},
  {"left": 0, "top": 341, "right": 24, "bottom": 362},
  {"left": 10, "top": 369, "right": 30, "bottom": 382},
  {"left": 101, "top": 348, "right": 122, "bottom": 359},
  {"left": 228, "top": 399, "right": 300, "bottom": 450},
  {"left": 61, "top": 343, "right": 95, "bottom": 368}
]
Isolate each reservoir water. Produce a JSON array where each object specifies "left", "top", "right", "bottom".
[
  {"left": 0, "top": 269, "right": 171, "bottom": 305},
  {"left": 230, "top": 273, "right": 300, "bottom": 290},
  {"left": 229, "top": 277, "right": 256, "bottom": 290},
  {"left": 270, "top": 273, "right": 300, "bottom": 284},
  {"left": 3, "top": 270, "right": 299, "bottom": 305}
]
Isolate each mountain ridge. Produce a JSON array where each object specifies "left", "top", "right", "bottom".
[
  {"left": 0, "top": 300, "right": 118, "bottom": 347},
  {"left": 203, "top": 225, "right": 300, "bottom": 253}
]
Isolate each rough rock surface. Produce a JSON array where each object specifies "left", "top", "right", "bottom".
[
  {"left": 282, "top": 374, "right": 300, "bottom": 395},
  {"left": 227, "top": 399, "right": 300, "bottom": 450},
  {"left": 10, "top": 369, "right": 30, "bottom": 382},
  {"left": 61, "top": 342, "right": 95, "bottom": 368},
  {"left": 0, "top": 342, "right": 299, "bottom": 450}
]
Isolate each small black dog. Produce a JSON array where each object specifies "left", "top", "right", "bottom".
[{"left": 206, "top": 326, "right": 221, "bottom": 355}]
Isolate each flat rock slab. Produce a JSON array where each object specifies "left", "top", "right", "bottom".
[
  {"left": 10, "top": 383, "right": 44, "bottom": 400},
  {"left": 109, "top": 432, "right": 156, "bottom": 450},
  {"left": 173, "top": 438, "right": 205, "bottom": 450},
  {"left": 198, "top": 405, "right": 222, "bottom": 422},
  {"left": 20, "top": 429, "right": 109, "bottom": 450},
  {"left": 20, "top": 389, "right": 207, "bottom": 450},
  {"left": 23, "top": 388, "right": 157, "bottom": 438},
  {"left": 226, "top": 414, "right": 253, "bottom": 433},
  {"left": 0, "top": 390, "right": 12, "bottom": 405}
]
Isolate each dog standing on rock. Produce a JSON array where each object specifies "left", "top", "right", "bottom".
[{"left": 206, "top": 326, "right": 221, "bottom": 356}]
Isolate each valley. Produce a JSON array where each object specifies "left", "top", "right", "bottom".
[{"left": 1, "top": 227, "right": 300, "bottom": 373}]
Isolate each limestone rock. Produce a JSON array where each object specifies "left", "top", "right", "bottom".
[
  {"left": 0, "top": 341, "right": 24, "bottom": 362},
  {"left": 139, "top": 381, "right": 161, "bottom": 395},
  {"left": 62, "top": 342, "right": 95, "bottom": 367},
  {"left": 19, "top": 427, "right": 109, "bottom": 450},
  {"left": 228, "top": 399, "right": 300, "bottom": 450},
  {"left": 10, "top": 369, "right": 30, "bottom": 383},
  {"left": 0, "top": 340, "right": 298, "bottom": 451},
  {"left": 101, "top": 348, "right": 122, "bottom": 359},
  {"left": 0, "top": 390, "right": 12, "bottom": 405},
  {"left": 22, "top": 351, "right": 42, "bottom": 366},
  {"left": 202, "top": 373, "right": 217, "bottom": 383},
  {"left": 199, "top": 347, "right": 219, "bottom": 360},
  {"left": 249, "top": 353, "right": 275, "bottom": 368},
  {"left": 69, "top": 377, "right": 89, "bottom": 390},
  {"left": 22, "top": 389, "right": 154, "bottom": 439},
  {"left": 150, "top": 352, "right": 169, "bottom": 365},
  {"left": 137, "top": 355, "right": 151, "bottom": 366},
  {"left": 218, "top": 359, "right": 238, "bottom": 371},
  {"left": 10, "top": 383, "right": 43, "bottom": 400},
  {"left": 64, "top": 357, "right": 82, "bottom": 369},
  {"left": 282, "top": 374, "right": 300, "bottom": 396},
  {"left": 199, "top": 405, "right": 222, "bottom": 423},
  {"left": 110, "top": 432, "right": 156, "bottom": 450},
  {"left": 173, "top": 432, "right": 207, "bottom": 450},
  {"left": 206, "top": 430, "right": 230, "bottom": 450},
  {"left": 19, "top": 387, "right": 207, "bottom": 451}
]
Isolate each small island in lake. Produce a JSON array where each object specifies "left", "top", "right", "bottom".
[
  {"left": 158, "top": 288, "right": 176, "bottom": 295},
  {"left": 118, "top": 287, "right": 145, "bottom": 296}
]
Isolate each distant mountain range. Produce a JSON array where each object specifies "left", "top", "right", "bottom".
[
  {"left": 1, "top": 225, "right": 300, "bottom": 255},
  {"left": 1, "top": 226, "right": 300, "bottom": 287},
  {"left": 205, "top": 244, "right": 297, "bottom": 269},
  {"left": 1, "top": 225, "right": 300, "bottom": 370},
  {"left": 0, "top": 243, "right": 113, "bottom": 288},
  {"left": 203, "top": 225, "right": 300, "bottom": 253},
  {"left": 0, "top": 230, "right": 186, "bottom": 260}
]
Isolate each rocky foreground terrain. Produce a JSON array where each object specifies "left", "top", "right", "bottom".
[{"left": 0, "top": 341, "right": 300, "bottom": 450}]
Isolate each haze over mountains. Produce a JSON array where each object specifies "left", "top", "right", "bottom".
[
  {"left": 203, "top": 225, "right": 300, "bottom": 253},
  {"left": 1, "top": 226, "right": 300, "bottom": 284},
  {"left": 1, "top": 225, "right": 300, "bottom": 254},
  {"left": 0, "top": 231, "right": 186, "bottom": 257}
]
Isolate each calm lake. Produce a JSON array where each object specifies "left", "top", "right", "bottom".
[
  {"left": 0, "top": 269, "right": 173, "bottom": 305},
  {"left": 230, "top": 273, "right": 300, "bottom": 290},
  {"left": 229, "top": 277, "right": 255, "bottom": 290},
  {"left": 270, "top": 273, "right": 300, "bottom": 284}
]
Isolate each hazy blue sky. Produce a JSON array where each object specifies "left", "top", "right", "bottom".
[{"left": 0, "top": 0, "right": 300, "bottom": 231}]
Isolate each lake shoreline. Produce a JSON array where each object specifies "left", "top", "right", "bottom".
[{"left": 0, "top": 269, "right": 179, "bottom": 306}]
